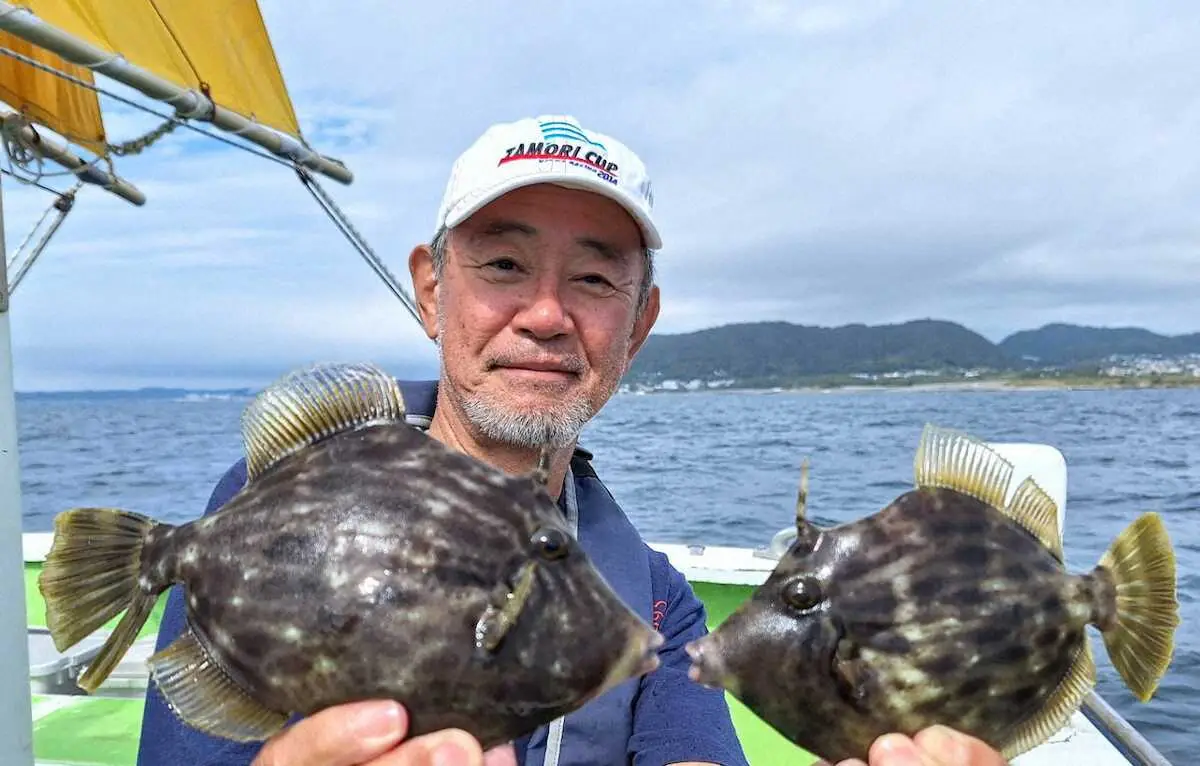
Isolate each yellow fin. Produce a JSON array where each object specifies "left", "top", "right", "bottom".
[
  {"left": 241, "top": 361, "right": 407, "bottom": 480},
  {"left": 37, "top": 507, "right": 163, "bottom": 692},
  {"left": 912, "top": 424, "right": 1013, "bottom": 509},
  {"left": 1003, "top": 476, "right": 1064, "bottom": 563},
  {"left": 1000, "top": 639, "right": 1095, "bottom": 759},
  {"left": 147, "top": 628, "right": 288, "bottom": 742},
  {"left": 1097, "top": 512, "right": 1179, "bottom": 702}
]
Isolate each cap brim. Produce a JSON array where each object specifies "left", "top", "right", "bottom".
[{"left": 442, "top": 174, "right": 662, "bottom": 250}]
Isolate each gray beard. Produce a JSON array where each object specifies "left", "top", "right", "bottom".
[
  {"left": 459, "top": 390, "right": 592, "bottom": 449},
  {"left": 435, "top": 304, "right": 594, "bottom": 449}
]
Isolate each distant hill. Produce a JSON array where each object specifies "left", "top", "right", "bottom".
[
  {"left": 624, "top": 319, "right": 1200, "bottom": 386},
  {"left": 625, "top": 319, "right": 1017, "bottom": 385},
  {"left": 998, "top": 323, "right": 1200, "bottom": 365}
]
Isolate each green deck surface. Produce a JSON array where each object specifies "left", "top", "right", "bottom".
[
  {"left": 26, "top": 564, "right": 159, "bottom": 766},
  {"left": 24, "top": 563, "right": 815, "bottom": 765}
]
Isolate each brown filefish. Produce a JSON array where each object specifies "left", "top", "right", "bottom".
[
  {"left": 685, "top": 423, "right": 1179, "bottom": 763},
  {"left": 37, "top": 361, "right": 663, "bottom": 748}
]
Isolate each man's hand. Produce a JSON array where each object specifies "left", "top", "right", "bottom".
[
  {"left": 824, "top": 726, "right": 1009, "bottom": 766},
  {"left": 251, "top": 700, "right": 519, "bottom": 766}
]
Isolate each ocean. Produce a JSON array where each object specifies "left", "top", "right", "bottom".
[{"left": 15, "top": 385, "right": 1199, "bottom": 762}]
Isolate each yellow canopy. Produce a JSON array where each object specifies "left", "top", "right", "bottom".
[{"left": 0, "top": 0, "right": 302, "bottom": 156}]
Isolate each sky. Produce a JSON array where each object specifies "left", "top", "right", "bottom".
[{"left": 3, "top": 0, "right": 1199, "bottom": 391}]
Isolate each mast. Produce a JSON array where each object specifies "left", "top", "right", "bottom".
[
  {"left": 0, "top": 1, "right": 353, "bottom": 186},
  {"left": 0, "top": 173, "right": 34, "bottom": 765}
]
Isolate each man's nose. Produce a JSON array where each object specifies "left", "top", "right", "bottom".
[{"left": 514, "top": 283, "right": 573, "bottom": 339}]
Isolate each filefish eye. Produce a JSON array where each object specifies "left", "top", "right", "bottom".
[
  {"left": 781, "top": 576, "right": 822, "bottom": 612},
  {"left": 532, "top": 527, "right": 570, "bottom": 560}
]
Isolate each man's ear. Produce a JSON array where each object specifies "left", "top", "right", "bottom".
[
  {"left": 408, "top": 243, "right": 440, "bottom": 341},
  {"left": 625, "top": 284, "right": 660, "bottom": 369}
]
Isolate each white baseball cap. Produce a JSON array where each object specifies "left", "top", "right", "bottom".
[{"left": 435, "top": 114, "right": 662, "bottom": 250}]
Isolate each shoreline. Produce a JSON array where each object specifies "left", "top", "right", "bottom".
[{"left": 622, "top": 376, "right": 1200, "bottom": 395}]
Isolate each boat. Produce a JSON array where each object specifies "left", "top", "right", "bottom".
[{"left": 0, "top": 3, "right": 1176, "bottom": 765}]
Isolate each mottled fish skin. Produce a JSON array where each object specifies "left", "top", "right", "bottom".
[
  {"left": 37, "top": 361, "right": 663, "bottom": 750},
  {"left": 685, "top": 424, "right": 1179, "bottom": 764},
  {"left": 140, "top": 420, "right": 656, "bottom": 747},
  {"left": 690, "top": 488, "right": 1095, "bottom": 761}
]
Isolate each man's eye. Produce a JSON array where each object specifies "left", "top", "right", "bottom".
[
  {"left": 487, "top": 259, "right": 518, "bottom": 271},
  {"left": 580, "top": 274, "right": 612, "bottom": 286}
]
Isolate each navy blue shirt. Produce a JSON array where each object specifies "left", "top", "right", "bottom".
[{"left": 136, "top": 380, "right": 749, "bottom": 766}]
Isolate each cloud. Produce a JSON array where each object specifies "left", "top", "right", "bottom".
[{"left": 1, "top": 0, "right": 1198, "bottom": 390}]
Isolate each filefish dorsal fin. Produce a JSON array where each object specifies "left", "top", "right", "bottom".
[
  {"left": 912, "top": 424, "right": 1014, "bottom": 510},
  {"left": 999, "top": 640, "right": 1095, "bottom": 760},
  {"left": 1004, "top": 476, "right": 1065, "bottom": 563},
  {"left": 241, "top": 361, "right": 407, "bottom": 480}
]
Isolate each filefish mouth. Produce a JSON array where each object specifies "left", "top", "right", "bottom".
[
  {"left": 685, "top": 636, "right": 735, "bottom": 694},
  {"left": 592, "top": 625, "right": 664, "bottom": 701},
  {"left": 638, "top": 629, "right": 665, "bottom": 675}
]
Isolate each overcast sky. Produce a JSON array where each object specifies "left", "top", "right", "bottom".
[{"left": 2, "top": 0, "right": 1198, "bottom": 391}]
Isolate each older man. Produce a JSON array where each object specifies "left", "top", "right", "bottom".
[{"left": 137, "top": 115, "right": 1009, "bottom": 766}]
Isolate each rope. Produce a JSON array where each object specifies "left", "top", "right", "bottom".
[
  {"left": 0, "top": 113, "right": 113, "bottom": 185},
  {"left": 0, "top": 165, "right": 66, "bottom": 196}
]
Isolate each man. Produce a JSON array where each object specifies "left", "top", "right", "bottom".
[{"left": 137, "top": 114, "right": 1010, "bottom": 766}]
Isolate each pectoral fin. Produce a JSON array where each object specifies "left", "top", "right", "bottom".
[
  {"left": 474, "top": 561, "right": 537, "bottom": 653},
  {"left": 831, "top": 638, "right": 873, "bottom": 713}
]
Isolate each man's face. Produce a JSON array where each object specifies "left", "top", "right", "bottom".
[{"left": 411, "top": 183, "right": 660, "bottom": 449}]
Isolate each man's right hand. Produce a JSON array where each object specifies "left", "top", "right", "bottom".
[{"left": 251, "top": 700, "right": 519, "bottom": 766}]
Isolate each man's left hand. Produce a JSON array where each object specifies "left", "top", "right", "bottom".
[{"left": 823, "top": 725, "right": 1008, "bottom": 766}]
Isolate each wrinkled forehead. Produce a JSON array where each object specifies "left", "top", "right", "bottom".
[{"left": 459, "top": 216, "right": 641, "bottom": 270}]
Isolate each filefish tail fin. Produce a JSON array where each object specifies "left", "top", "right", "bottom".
[
  {"left": 1096, "top": 512, "right": 1179, "bottom": 702},
  {"left": 37, "top": 507, "right": 168, "bottom": 693}
]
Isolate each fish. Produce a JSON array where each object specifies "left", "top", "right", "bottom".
[
  {"left": 37, "top": 361, "right": 663, "bottom": 749},
  {"left": 684, "top": 423, "right": 1179, "bottom": 763}
]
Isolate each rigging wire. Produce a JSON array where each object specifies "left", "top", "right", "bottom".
[
  {"left": 296, "top": 167, "right": 423, "bottom": 325},
  {"left": 0, "top": 166, "right": 66, "bottom": 197},
  {"left": 0, "top": 43, "right": 423, "bottom": 321}
]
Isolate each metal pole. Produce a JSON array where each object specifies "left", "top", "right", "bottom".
[
  {"left": 1081, "top": 692, "right": 1174, "bottom": 766},
  {"left": 0, "top": 173, "right": 35, "bottom": 765},
  {"left": 0, "top": 112, "right": 145, "bottom": 206},
  {"left": 0, "top": 1, "right": 353, "bottom": 186}
]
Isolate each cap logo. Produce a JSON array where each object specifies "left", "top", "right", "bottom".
[
  {"left": 539, "top": 119, "right": 606, "bottom": 150},
  {"left": 497, "top": 118, "right": 620, "bottom": 186}
]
